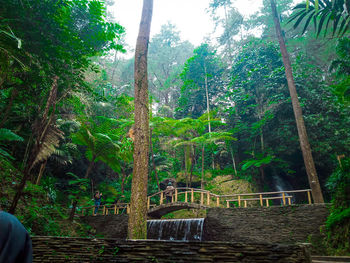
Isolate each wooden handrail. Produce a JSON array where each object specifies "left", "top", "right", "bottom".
[{"left": 79, "top": 188, "right": 313, "bottom": 217}]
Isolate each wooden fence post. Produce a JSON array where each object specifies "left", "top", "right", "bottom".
[
  {"left": 185, "top": 191, "right": 188, "bottom": 203},
  {"left": 160, "top": 192, "right": 163, "bottom": 205},
  {"left": 238, "top": 195, "right": 241, "bottom": 207},
  {"left": 282, "top": 192, "right": 286, "bottom": 206},
  {"left": 216, "top": 196, "right": 220, "bottom": 207},
  {"left": 200, "top": 192, "right": 204, "bottom": 205},
  {"left": 307, "top": 191, "right": 312, "bottom": 204},
  {"left": 259, "top": 194, "right": 263, "bottom": 206},
  {"left": 207, "top": 192, "right": 210, "bottom": 206},
  {"left": 147, "top": 197, "right": 150, "bottom": 209},
  {"left": 191, "top": 188, "right": 194, "bottom": 203},
  {"left": 175, "top": 189, "right": 178, "bottom": 202},
  {"left": 127, "top": 204, "right": 130, "bottom": 214},
  {"left": 266, "top": 199, "right": 269, "bottom": 207}
]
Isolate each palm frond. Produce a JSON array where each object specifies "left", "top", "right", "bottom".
[{"left": 32, "top": 126, "right": 64, "bottom": 167}]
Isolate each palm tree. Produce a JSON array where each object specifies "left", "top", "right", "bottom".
[
  {"left": 270, "top": 0, "right": 324, "bottom": 203},
  {"left": 289, "top": 0, "right": 350, "bottom": 37},
  {"left": 72, "top": 117, "right": 122, "bottom": 179}
]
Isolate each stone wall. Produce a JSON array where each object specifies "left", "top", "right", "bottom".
[
  {"left": 82, "top": 214, "right": 128, "bottom": 239},
  {"left": 31, "top": 236, "right": 311, "bottom": 262},
  {"left": 204, "top": 204, "right": 329, "bottom": 244}
]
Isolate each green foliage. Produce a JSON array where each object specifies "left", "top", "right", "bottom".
[
  {"left": 0, "top": 129, "right": 24, "bottom": 160},
  {"left": 329, "top": 38, "right": 350, "bottom": 106},
  {"left": 289, "top": 0, "right": 350, "bottom": 37},
  {"left": 324, "top": 157, "right": 350, "bottom": 255}
]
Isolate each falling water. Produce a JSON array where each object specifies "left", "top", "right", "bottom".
[
  {"left": 272, "top": 174, "right": 294, "bottom": 204},
  {"left": 147, "top": 218, "right": 204, "bottom": 241}
]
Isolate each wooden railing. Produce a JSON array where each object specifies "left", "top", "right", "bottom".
[
  {"left": 80, "top": 203, "right": 130, "bottom": 216},
  {"left": 147, "top": 188, "right": 313, "bottom": 209},
  {"left": 224, "top": 189, "right": 313, "bottom": 208},
  {"left": 80, "top": 188, "right": 313, "bottom": 216}
]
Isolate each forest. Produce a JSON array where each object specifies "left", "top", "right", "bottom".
[{"left": 0, "top": 0, "right": 349, "bottom": 256}]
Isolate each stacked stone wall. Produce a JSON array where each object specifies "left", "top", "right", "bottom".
[
  {"left": 32, "top": 236, "right": 311, "bottom": 262},
  {"left": 204, "top": 204, "right": 329, "bottom": 244}
]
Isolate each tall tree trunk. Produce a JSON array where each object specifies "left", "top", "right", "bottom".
[
  {"left": 128, "top": 0, "right": 153, "bottom": 240},
  {"left": 270, "top": 0, "right": 324, "bottom": 203},
  {"left": 150, "top": 129, "right": 160, "bottom": 191},
  {"left": 189, "top": 145, "right": 196, "bottom": 187},
  {"left": 204, "top": 65, "right": 215, "bottom": 170},
  {"left": 9, "top": 76, "right": 59, "bottom": 214},
  {"left": 121, "top": 166, "right": 126, "bottom": 194},
  {"left": 69, "top": 200, "right": 78, "bottom": 221},
  {"left": 35, "top": 160, "right": 47, "bottom": 185},
  {"left": 184, "top": 146, "right": 189, "bottom": 188},
  {"left": 230, "top": 146, "right": 238, "bottom": 179},
  {"left": 201, "top": 145, "right": 205, "bottom": 189},
  {"left": 84, "top": 156, "right": 96, "bottom": 179}
]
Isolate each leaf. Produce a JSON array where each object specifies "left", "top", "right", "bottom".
[
  {"left": 0, "top": 129, "right": 24, "bottom": 142},
  {"left": 32, "top": 126, "right": 64, "bottom": 167}
]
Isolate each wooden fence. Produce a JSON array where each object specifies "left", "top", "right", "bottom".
[{"left": 80, "top": 188, "right": 313, "bottom": 216}]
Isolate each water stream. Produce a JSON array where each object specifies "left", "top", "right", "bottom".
[{"left": 147, "top": 218, "right": 204, "bottom": 241}]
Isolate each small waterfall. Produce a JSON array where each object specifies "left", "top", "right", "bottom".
[
  {"left": 272, "top": 174, "right": 294, "bottom": 204},
  {"left": 147, "top": 218, "right": 204, "bottom": 241}
]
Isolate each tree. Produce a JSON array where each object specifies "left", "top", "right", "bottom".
[
  {"left": 289, "top": 0, "right": 350, "bottom": 37},
  {"left": 148, "top": 23, "right": 194, "bottom": 110},
  {"left": 128, "top": 0, "right": 153, "bottom": 239},
  {"left": 270, "top": 0, "right": 324, "bottom": 203},
  {"left": 72, "top": 117, "right": 122, "bottom": 180},
  {"left": 177, "top": 44, "right": 223, "bottom": 119}
]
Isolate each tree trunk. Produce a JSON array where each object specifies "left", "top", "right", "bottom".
[
  {"left": 270, "top": 0, "right": 324, "bottom": 203},
  {"left": 184, "top": 146, "right": 188, "bottom": 187},
  {"left": 189, "top": 145, "right": 196, "bottom": 187},
  {"left": 9, "top": 76, "right": 59, "bottom": 214},
  {"left": 84, "top": 156, "right": 96, "bottom": 179},
  {"left": 121, "top": 166, "right": 126, "bottom": 194},
  {"left": 201, "top": 145, "right": 205, "bottom": 189},
  {"left": 35, "top": 160, "right": 47, "bottom": 185},
  {"left": 230, "top": 146, "right": 238, "bottom": 179},
  {"left": 69, "top": 200, "right": 78, "bottom": 221},
  {"left": 150, "top": 129, "right": 160, "bottom": 191},
  {"left": 128, "top": 0, "right": 153, "bottom": 240}
]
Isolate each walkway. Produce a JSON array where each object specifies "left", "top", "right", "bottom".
[{"left": 80, "top": 188, "right": 313, "bottom": 217}]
